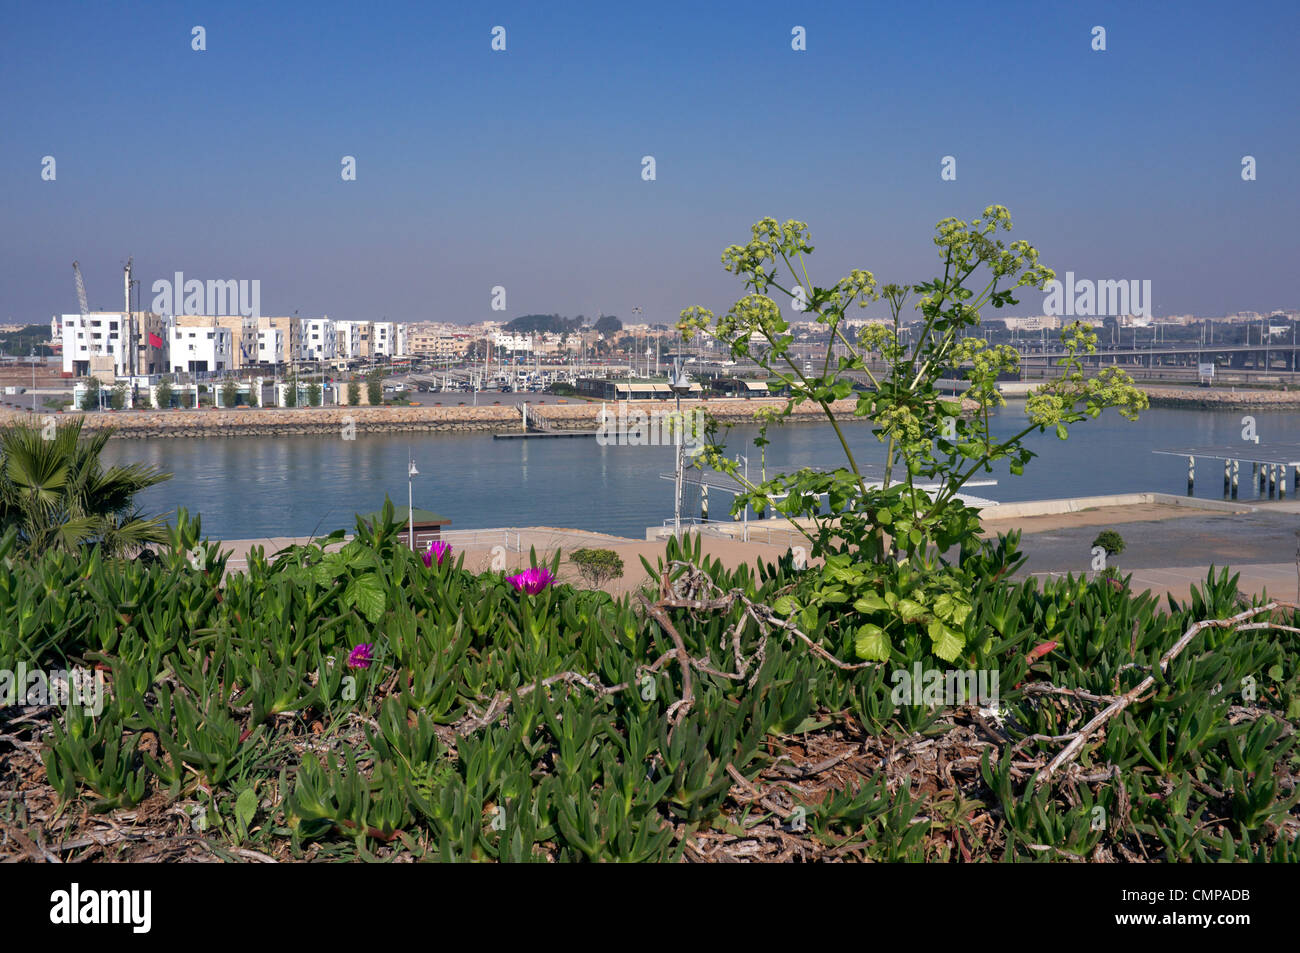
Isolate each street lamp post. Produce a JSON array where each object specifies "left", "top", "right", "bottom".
[
  {"left": 670, "top": 360, "right": 692, "bottom": 540},
  {"left": 735, "top": 454, "right": 750, "bottom": 542},
  {"left": 408, "top": 450, "right": 419, "bottom": 551}
]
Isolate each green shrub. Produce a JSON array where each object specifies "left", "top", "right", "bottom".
[
  {"left": 79, "top": 379, "right": 100, "bottom": 411},
  {"left": 569, "top": 548, "right": 624, "bottom": 588},
  {"left": 1091, "top": 529, "right": 1126, "bottom": 558}
]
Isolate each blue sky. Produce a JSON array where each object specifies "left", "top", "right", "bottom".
[{"left": 2, "top": 0, "right": 1297, "bottom": 326}]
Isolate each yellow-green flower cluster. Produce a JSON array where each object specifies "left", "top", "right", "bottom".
[
  {"left": 875, "top": 403, "right": 924, "bottom": 446},
  {"left": 725, "top": 294, "right": 784, "bottom": 338},
  {"left": 858, "top": 323, "right": 901, "bottom": 359},
  {"left": 676, "top": 305, "right": 715, "bottom": 342},
  {"left": 832, "top": 269, "right": 879, "bottom": 309}
]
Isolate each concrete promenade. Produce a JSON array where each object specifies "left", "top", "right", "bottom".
[{"left": 210, "top": 494, "right": 1300, "bottom": 606}]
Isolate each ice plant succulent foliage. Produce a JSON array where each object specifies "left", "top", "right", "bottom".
[
  {"left": 678, "top": 209, "right": 1148, "bottom": 661},
  {"left": 508, "top": 566, "right": 555, "bottom": 594}
]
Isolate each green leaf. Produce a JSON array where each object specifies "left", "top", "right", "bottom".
[
  {"left": 854, "top": 624, "right": 890, "bottom": 661},
  {"left": 928, "top": 621, "right": 964, "bottom": 662},
  {"left": 854, "top": 593, "right": 889, "bottom": 613},
  {"left": 772, "top": 596, "right": 797, "bottom": 615},
  {"left": 1055, "top": 424, "right": 1068, "bottom": 440},
  {"left": 345, "top": 573, "right": 386, "bottom": 624},
  {"left": 932, "top": 593, "right": 972, "bottom": 626},
  {"left": 235, "top": 787, "right": 257, "bottom": 830},
  {"left": 896, "top": 598, "right": 928, "bottom": 622}
]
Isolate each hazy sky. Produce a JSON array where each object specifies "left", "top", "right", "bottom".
[{"left": 3, "top": 0, "right": 1297, "bottom": 327}]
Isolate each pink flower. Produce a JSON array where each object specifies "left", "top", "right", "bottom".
[
  {"left": 346, "top": 643, "right": 374, "bottom": 669},
  {"left": 423, "top": 540, "right": 451, "bottom": 568},
  {"left": 507, "top": 567, "right": 555, "bottom": 595}
]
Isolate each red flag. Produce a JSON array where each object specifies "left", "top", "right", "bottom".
[{"left": 148, "top": 332, "right": 164, "bottom": 348}]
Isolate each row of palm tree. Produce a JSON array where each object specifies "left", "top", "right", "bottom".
[{"left": 0, "top": 418, "right": 171, "bottom": 558}]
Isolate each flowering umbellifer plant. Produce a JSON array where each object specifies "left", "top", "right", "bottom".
[{"left": 677, "top": 208, "right": 1148, "bottom": 662}]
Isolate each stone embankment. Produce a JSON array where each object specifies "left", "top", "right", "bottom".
[
  {"left": 0, "top": 395, "right": 981, "bottom": 439},
  {"left": 1140, "top": 386, "right": 1300, "bottom": 409},
  {"left": 530, "top": 397, "right": 865, "bottom": 431},
  {"left": 0, "top": 406, "right": 520, "bottom": 438}
]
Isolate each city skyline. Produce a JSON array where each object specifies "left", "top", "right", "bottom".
[{"left": 3, "top": 1, "right": 1298, "bottom": 327}]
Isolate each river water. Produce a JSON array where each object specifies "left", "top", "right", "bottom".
[{"left": 100, "top": 403, "right": 1300, "bottom": 541}]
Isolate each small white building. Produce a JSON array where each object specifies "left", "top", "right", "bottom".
[{"left": 169, "top": 324, "right": 232, "bottom": 374}]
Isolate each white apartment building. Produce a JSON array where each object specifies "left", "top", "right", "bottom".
[
  {"left": 335, "top": 320, "right": 377, "bottom": 360},
  {"left": 301, "top": 318, "right": 337, "bottom": 362},
  {"left": 493, "top": 332, "right": 533, "bottom": 353},
  {"left": 257, "top": 327, "right": 284, "bottom": 364},
  {"left": 257, "top": 317, "right": 302, "bottom": 365},
  {"left": 60, "top": 312, "right": 129, "bottom": 377},
  {"left": 169, "top": 323, "right": 233, "bottom": 374},
  {"left": 372, "top": 322, "right": 396, "bottom": 357},
  {"left": 370, "top": 321, "right": 409, "bottom": 358}
]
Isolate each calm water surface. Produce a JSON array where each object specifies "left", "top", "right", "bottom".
[{"left": 100, "top": 404, "right": 1300, "bottom": 541}]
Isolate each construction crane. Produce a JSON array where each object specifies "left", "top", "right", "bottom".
[
  {"left": 71, "top": 259, "right": 106, "bottom": 366},
  {"left": 123, "top": 256, "right": 134, "bottom": 376},
  {"left": 72, "top": 260, "right": 89, "bottom": 318}
]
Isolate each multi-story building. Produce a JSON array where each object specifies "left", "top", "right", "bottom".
[
  {"left": 372, "top": 322, "right": 396, "bottom": 357},
  {"left": 408, "top": 327, "right": 472, "bottom": 360},
  {"left": 60, "top": 312, "right": 126, "bottom": 377},
  {"left": 257, "top": 327, "right": 284, "bottom": 365},
  {"left": 493, "top": 332, "right": 532, "bottom": 353},
  {"left": 301, "top": 318, "right": 337, "bottom": 362},
  {"left": 59, "top": 312, "right": 169, "bottom": 377},
  {"left": 171, "top": 314, "right": 257, "bottom": 368},
  {"left": 257, "top": 317, "right": 302, "bottom": 365},
  {"left": 169, "top": 321, "right": 232, "bottom": 374},
  {"left": 335, "top": 320, "right": 373, "bottom": 360}
]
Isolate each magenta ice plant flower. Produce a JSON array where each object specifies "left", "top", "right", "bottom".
[
  {"left": 507, "top": 567, "right": 555, "bottom": 595},
  {"left": 424, "top": 540, "right": 451, "bottom": 568},
  {"left": 346, "top": 643, "right": 374, "bottom": 669}
]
